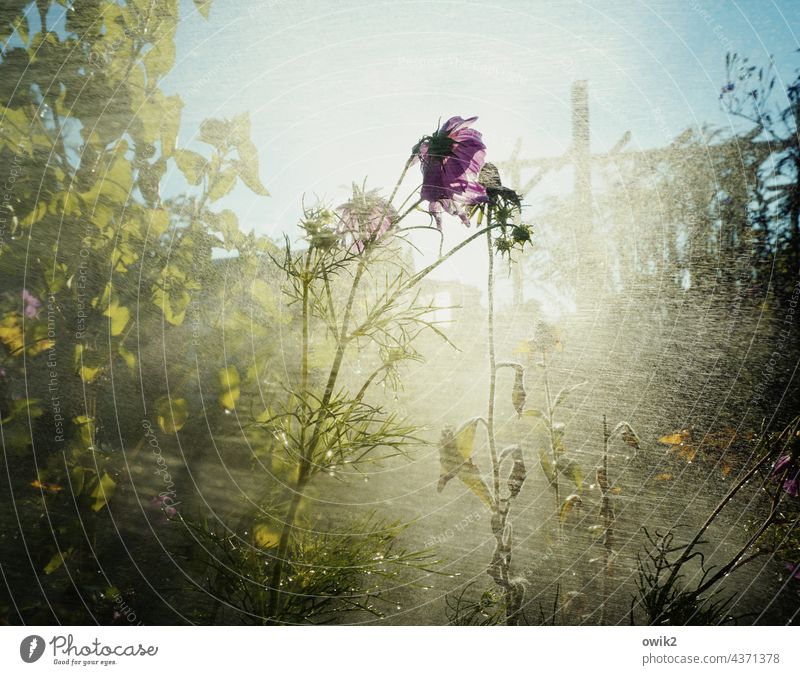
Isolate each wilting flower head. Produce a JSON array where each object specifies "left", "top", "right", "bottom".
[
  {"left": 412, "top": 116, "right": 488, "bottom": 228},
  {"left": 22, "top": 289, "right": 41, "bottom": 319},
  {"left": 771, "top": 454, "right": 799, "bottom": 498},
  {"left": 335, "top": 188, "right": 396, "bottom": 253},
  {"left": 149, "top": 494, "right": 178, "bottom": 518}
]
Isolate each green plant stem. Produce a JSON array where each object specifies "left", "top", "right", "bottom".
[
  {"left": 542, "top": 351, "right": 560, "bottom": 518},
  {"left": 351, "top": 222, "right": 506, "bottom": 340},
  {"left": 484, "top": 212, "right": 517, "bottom": 625},
  {"left": 600, "top": 414, "right": 612, "bottom": 625},
  {"left": 486, "top": 220, "right": 500, "bottom": 503},
  {"left": 266, "top": 256, "right": 366, "bottom": 619}
]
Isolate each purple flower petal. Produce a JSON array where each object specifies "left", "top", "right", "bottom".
[
  {"left": 770, "top": 454, "right": 799, "bottom": 498},
  {"left": 22, "top": 289, "right": 41, "bottom": 319},
  {"left": 336, "top": 189, "right": 396, "bottom": 254},
  {"left": 413, "top": 116, "right": 488, "bottom": 228}
]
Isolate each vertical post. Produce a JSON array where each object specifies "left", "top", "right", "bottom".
[{"left": 571, "top": 80, "right": 591, "bottom": 231}]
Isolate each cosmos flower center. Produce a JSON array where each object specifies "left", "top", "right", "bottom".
[{"left": 423, "top": 132, "right": 456, "bottom": 160}]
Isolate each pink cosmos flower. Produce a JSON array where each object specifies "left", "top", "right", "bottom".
[
  {"left": 149, "top": 494, "right": 178, "bottom": 518},
  {"left": 412, "top": 116, "right": 488, "bottom": 228},
  {"left": 22, "top": 289, "right": 41, "bottom": 319},
  {"left": 335, "top": 189, "right": 395, "bottom": 254},
  {"left": 771, "top": 454, "right": 799, "bottom": 498}
]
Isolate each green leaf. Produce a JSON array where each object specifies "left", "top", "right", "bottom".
[
  {"left": 233, "top": 139, "right": 269, "bottom": 196},
  {"left": 44, "top": 549, "right": 72, "bottom": 575},
  {"left": 173, "top": 149, "right": 207, "bottom": 185},
  {"left": 199, "top": 118, "right": 230, "bottom": 149},
  {"left": 538, "top": 447, "right": 557, "bottom": 486},
  {"left": 218, "top": 365, "right": 240, "bottom": 410},
  {"left": 160, "top": 96, "right": 183, "bottom": 158},
  {"left": 90, "top": 472, "right": 117, "bottom": 512},
  {"left": 523, "top": 408, "right": 545, "bottom": 420},
  {"left": 143, "top": 32, "right": 176, "bottom": 81},
  {"left": 156, "top": 396, "right": 189, "bottom": 433},
  {"left": 453, "top": 418, "right": 480, "bottom": 460},
  {"left": 194, "top": 0, "right": 212, "bottom": 19},
  {"left": 457, "top": 462, "right": 493, "bottom": 507},
  {"left": 152, "top": 285, "right": 191, "bottom": 326},
  {"left": 118, "top": 344, "right": 136, "bottom": 371},
  {"left": 437, "top": 421, "right": 492, "bottom": 508},
  {"left": 103, "top": 300, "right": 130, "bottom": 336},
  {"left": 211, "top": 209, "right": 239, "bottom": 244},
  {"left": 209, "top": 167, "right": 237, "bottom": 201}
]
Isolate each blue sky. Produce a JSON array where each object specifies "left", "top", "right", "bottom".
[{"left": 163, "top": 0, "right": 799, "bottom": 292}]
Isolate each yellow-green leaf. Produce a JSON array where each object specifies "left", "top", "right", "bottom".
[
  {"left": 173, "top": 149, "right": 207, "bottom": 185},
  {"left": 209, "top": 167, "right": 237, "bottom": 201},
  {"left": 538, "top": 447, "right": 557, "bottom": 486},
  {"left": 44, "top": 550, "right": 71, "bottom": 575},
  {"left": 118, "top": 344, "right": 136, "bottom": 370},
  {"left": 218, "top": 366, "right": 240, "bottom": 410},
  {"left": 90, "top": 472, "right": 116, "bottom": 512},
  {"left": 454, "top": 418, "right": 480, "bottom": 460},
  {"left": 253, "top": 523, "right": 280, "bottom": 548},
  {"left": 194, "top": 0, "right": 212, "bottom": 19},
  {"left": 156, "top": 396, "right": 189, "bottom": 433},
  {"left": 103, "top": 300, "right": 130, "bottom": 336}
]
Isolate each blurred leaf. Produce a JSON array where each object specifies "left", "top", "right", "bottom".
[
  {"left": 103, "top": 299, "right": 130, "bottom": 336},
  {"left": 118, "top": 344, "right": 136, "bottom": 371},
  {"left": 74, "top": 414, "right": 96, "bottom": 448},
  {"left": 30, "top": 479, "right": 62, "bottom": 494},
  {"left": 209, "top": 167, "right": 237, "bottom": 201},
  {"left": 0, "top": 315, "right": 24, "bottom": 354},
  {"left": 173, "top": 149, "right": 207, "bottom": 185},
  {"left": 457, "top": 463, "right": 492, "bottom": 507},
  {"left": 437, "top": 421, "right": 491, "bottom": 507},
  {"left": 219, "top": 365, "right": 240, "bottom": 410},
  {"left": 523, "top": 408, "right": 545, "bottom": 420},
  {"left": 659, "top": 430, "right": 690, "bottom": 446},
  {"left": 89, "top": 472, "right": 116, "bottom": 512},
  {"left": 233, "top": 138, "right": 269, "bottom": 196},
  {"left": 453, "top": 418, "right": 479, "bottom": 460},
  {"left": 194, "top": 0, "right": 212, "bottom": 19},
  {"left": 253, "top": 523, "right": 280, "bottom": 548},
  {"left": 160, "top": 96, "right": 183, "bottom": 158},
  {"left": 143, "top": 32, "right": 176, "bottom": 81},
  {"left": 156, "top": 396, "right": 189, "bottom": 434},
  {"left": 152, "top": 285, "right": 191, "bottom": 326},
  {"left": 44, "top": 550, "right": 71, "bottom": 575},
  {"left": 199, "top": 118, "right": 229, "bottom": 148}
]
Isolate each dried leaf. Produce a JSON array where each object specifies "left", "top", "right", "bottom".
[
  {"left": 511, "top": 367, "right": 526, "bottom": 416},
  {"left": 30, "top": 479, "right": 62, "bottom": 494},
  {"left": 559, "top": 494, "right": 582, "bottom": 524},
  {"left": 659, "top": 430, "right": 690, "bottom": 446}
]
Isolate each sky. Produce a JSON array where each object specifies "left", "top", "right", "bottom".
[{"left": 162, "top": 0, "right": 800, "bottom": 299}]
